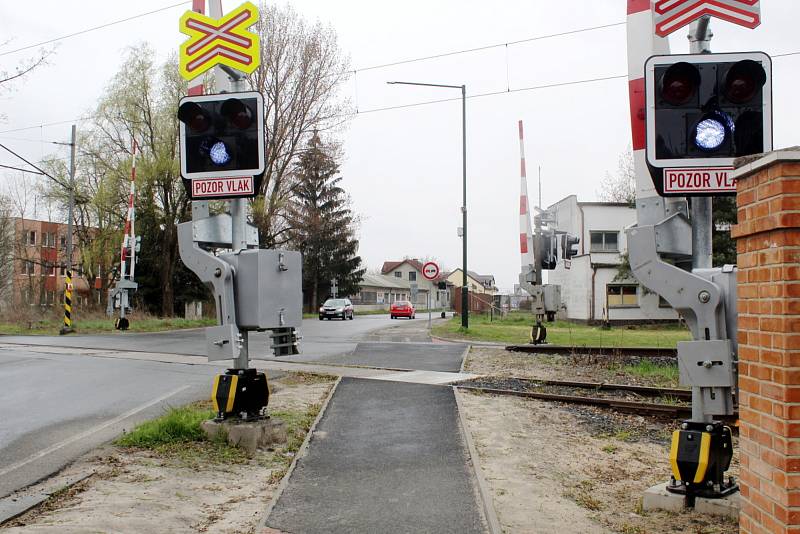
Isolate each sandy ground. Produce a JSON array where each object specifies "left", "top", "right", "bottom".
[
  {"left": 458, "top": 346, "right": 739, "bottom": 534},
  {"left": 1, "top": 374, "right": 334, "bottom": 534}
]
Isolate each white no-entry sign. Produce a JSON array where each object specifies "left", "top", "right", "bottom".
[{"left": 422, "top": 261, "right": 440, "bottom": 281}]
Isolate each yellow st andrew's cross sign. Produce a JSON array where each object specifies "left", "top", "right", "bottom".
[{"left": 178, "top": 1, "right": 261, "bottom": 81}]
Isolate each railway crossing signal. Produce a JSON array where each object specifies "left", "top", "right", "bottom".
[
  {"left": 538, "top": 230, "right": 557, "bottom": 270},
  {"left": 645, "top": 51, "right": 772, "bottom": 196},
  {"left": 561, "top": 234, "right": 580, "bottom": 261},
  {"left": 178, "top": 91, "right": 265, "bottom": 180}
]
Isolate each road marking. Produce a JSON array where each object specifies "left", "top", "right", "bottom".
[{"left": 0, "top": 385, "right": 191, "bottom": 478}]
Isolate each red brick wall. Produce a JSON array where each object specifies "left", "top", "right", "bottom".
[{"left": 733, "top": 158, "right": 800, "bottom": 534}]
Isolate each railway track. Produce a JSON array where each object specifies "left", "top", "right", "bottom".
[
  {"left": 505, "top": 344, "right": 677, "bottom": 358},
  {"left": 456, "top": 376, "right": 693, "bottom": 418}
]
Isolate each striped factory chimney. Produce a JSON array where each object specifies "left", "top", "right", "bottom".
[{"left": 518, "top": 120, "right": 535, "bottom": 268}]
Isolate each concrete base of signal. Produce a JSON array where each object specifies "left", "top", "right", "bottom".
[
  {"left": 201, "top": 417, "right": 288, "bottom": 455},
  {"left": 643, "top": 482, "right": 740, "bottom": 520}
]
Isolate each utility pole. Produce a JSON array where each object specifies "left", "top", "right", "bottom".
[
  {"left": 386, "top": 81, "right": 468, "bottom": 328},
  {"left": 60, "top": 124, "right": 76, "bottom": 335},
  {"left": 461, "top": 84, "right": 468, "bottom": 329}
]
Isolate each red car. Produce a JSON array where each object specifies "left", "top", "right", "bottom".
[{"left": 390, "top": 300, "right": 416, "bottom": 319}]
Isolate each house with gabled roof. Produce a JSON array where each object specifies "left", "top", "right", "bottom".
[
  {"left": 443, "top": 268, "right": 497, "bottom": 295},
  {"left": 380, "top": 258, "right": 449, "bottom": 309}
]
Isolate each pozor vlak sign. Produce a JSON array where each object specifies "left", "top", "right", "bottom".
[
  {"left": 191, "top": 176, "right": 254, "bottom": 198},
  {"left": 644, "top": 51, "right": 772, "bottom": 197}
]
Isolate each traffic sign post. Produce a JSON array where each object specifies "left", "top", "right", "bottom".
[{"left": 421, "top": 262, "right": 439, "bottom": 328}]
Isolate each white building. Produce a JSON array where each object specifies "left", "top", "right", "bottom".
[{"left": 546, "top": 195, "right": 679, "bottom": 324}]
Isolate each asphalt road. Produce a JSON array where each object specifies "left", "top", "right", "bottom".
[
  {"left": 0, "top": 313, "right": 416, "bottom": 359},
  {"left": 0, "top": 314, "right": 439, "bottom": 500},
  {"left": 266, "top": 378, "right": 486, "bottom": 534},
  {"left": 0, "top": 345, "right": 215, "bottom": 499}
]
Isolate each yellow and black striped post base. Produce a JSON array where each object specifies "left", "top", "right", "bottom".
[
  {"left": 211, "top": 369, "right": 269, "bottom": 420},
  {"left": 666, "top": 420, "right": 737, "bottom": 498},
  {"left": 60, "top": 270, "right": 74, "bottom": 335}
]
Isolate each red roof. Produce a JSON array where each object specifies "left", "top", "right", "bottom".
[{"left": 381, "top": 259, "right": 424, "bottom": 274}]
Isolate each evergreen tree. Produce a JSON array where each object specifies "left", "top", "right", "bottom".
[
  {"left": 712, "top": 196, "right": 737, "bottom": 266},
  {"left": 286, "top": 134, "right": 365, "bottom": 311}
]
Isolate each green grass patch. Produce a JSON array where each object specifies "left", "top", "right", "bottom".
[
  {"left": 431, "top": 312, "right": 690, "bottom": 348},
  {"left": 617, "top": 360, "right": 679, "bottom": 386},
  {"left": 116, "top": 403, "right": 213, "bottom": 448},
  {"left": 0, "top": 315, "right": 216, "bottom": 335}
]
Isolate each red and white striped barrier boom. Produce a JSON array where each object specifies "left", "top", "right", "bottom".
[
  {"left": 518, "top": 120, "right": 535, "bottom": 268},
  {"left": 120, "top": 138, "right": 137, "bottom": 280},
  {"left": 627, "top": 0, "right": 671, "bottom": 224}
]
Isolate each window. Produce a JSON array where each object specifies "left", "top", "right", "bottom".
[
  {"left": 60, "top": 236, "right": 66, "bottom": 249},
  {"left": 408, "top": 271, "right": 416, "bottom": 281},
  {"left": 659, "top": 296, "right": 672, "bottom": 309},
  {"left": 26, "top": 230, "right": 36, "bottom": 246},
  {"left": 47, "top": 263, "right": 56, "bottom": 276},
  {"left": 394, "top": 272, "right": 402, "bottom": 278},
  {"left": 590, "top": 231, "right": 618, "bottom": 252},
  {"left": 23, "top": 261, "right": 35, "bottom": 276},
  {"left": 608, "top": 284, "right": 638, "bottom": 308},
  {"left": 46, "top": 290, "right": 56, "bottom": 305},
  {"left": 59, "top": 264, "right": 67, "bottom": 276}
]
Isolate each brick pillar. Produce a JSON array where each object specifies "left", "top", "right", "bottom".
[{"left": 732, "top": 151, "right": 800, "bottom": 534}]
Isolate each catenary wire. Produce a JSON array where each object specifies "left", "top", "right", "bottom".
[
  {"left": 0, "top": 1, "right": 192, "bottom": 57},
  {"left": 0, "top": 142, "right": 70, "bottom": 189}
]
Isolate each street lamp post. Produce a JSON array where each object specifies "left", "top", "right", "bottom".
[{"left": 387, "top": 81, "right": 468, "bottom": 328}]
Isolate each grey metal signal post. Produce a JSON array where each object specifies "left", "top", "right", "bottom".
[
  {"left": 626, "top": 11, "right": 771, "bottom": 499},
  {"left": 177, "top": 0, "right": 302, "bottom": 420}
]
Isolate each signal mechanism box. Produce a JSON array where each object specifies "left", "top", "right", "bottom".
[{"left": 219, "top": 249, "right": 302, "bottom": 330}]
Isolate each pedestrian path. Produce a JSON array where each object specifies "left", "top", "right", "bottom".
[{"left": 265, "top": 377, "right": 487, "bottom": 534}]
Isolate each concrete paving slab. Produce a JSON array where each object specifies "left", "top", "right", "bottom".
[
  {"left": 308, "top": 342, "right": 468, "bottom": 373},
  {"left": 695, "top": 492, "right": 740, "bottom": 519},
  {"left": 368, "top": 369, "right": 478, "bottom": 385},
  {"left": 265, "top": 377, "right": 486, "bottom": 534},
  {"left": 643, "top": 482, "right": 686, "bottom": 513},
  {"left": 642, "top": 482, "right": 740, "bottom": 519}
]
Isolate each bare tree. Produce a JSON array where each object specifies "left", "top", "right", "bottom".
[
  {"left": 0, "top": 194, "right": 14, "bottom": 307},
  {"left": 0, "top": 41, "right": 54, "bottom": 122},
  {"left": 43, "top": 45, "right": 191, "bottom": 315},
  {"left": 598, "top": 146, "right": 636, "bottom": 204},
  {"left": 247, "top": 3, "right": 351, "bottom": 247}
]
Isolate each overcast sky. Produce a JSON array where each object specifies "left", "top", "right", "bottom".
[{"left": 1, "top": 0, "right": 798, "bottom": 290}]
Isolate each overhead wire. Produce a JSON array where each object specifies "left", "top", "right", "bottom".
[
  {"left": 0, "top": 1, "right": 191, "bottom": 57},
  {"left": 0, "top": 0, "right": 797, "bottom": 135},
  {"left": 0, "top": 142, "right": 70, "bottom": 189}
]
